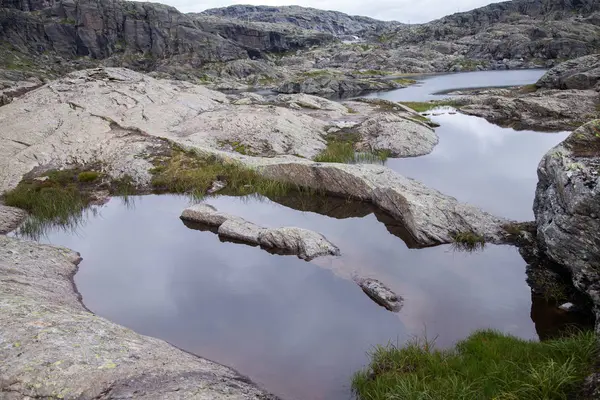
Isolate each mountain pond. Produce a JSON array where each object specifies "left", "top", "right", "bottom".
[{"left": 24, "top": 69, "right": 585, "bottom": 400}]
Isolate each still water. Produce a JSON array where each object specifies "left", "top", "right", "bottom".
[{"left": 36, "top": 69, "right": 574, "bottom": 400}]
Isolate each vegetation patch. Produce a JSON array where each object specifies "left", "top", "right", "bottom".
[
  {"left": 400, "top": 100, "right": 464, "bottom": 112},
  {"left": 393, "top": 78, "right": 417, "bottom": 86},
  {"left": 354, "top": 69, "right": 390, "bottom": 76},
  {"left": 520, "top": 83, "right": 539, "bottom": 94},
  {"left": 300, "top": 70, "right": 333, "bottom": 78},
  {"left": 217, "top": 140, "right": 253, "bottom": 156},
  {"left": 149, "top": 145, "right": 308, "bottom": 199},
  {"left": 352, "top": 329, "right": 597, "bottom": 400},
  {"left": 313, "top": 131, "right": 388, "bottom": 164},
  {"left": 2, "top": 167, "right": 132, "bottom": 238},
  {"left": 451, "top": 231, "right": 485, "bottom": 252}
]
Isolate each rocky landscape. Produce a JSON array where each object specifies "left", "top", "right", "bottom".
[{"left": 1, "top": 0, "right": 600, "bottom": 398}]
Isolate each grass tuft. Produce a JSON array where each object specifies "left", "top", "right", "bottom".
[
  {"left": 353, "top": 329, "right": 597, "bottom": 400},
  {"left": 520, "top": 83, "right": 539, "bottom": 94},
  {"left": 77, "top": 171, "right": 101, "bottom": 182},
  {"left": 400, "top": 100, "right": 463, "bottom": 113},
  {"left": 313, "top": 133, "right": 389, "bottom": 164},
  {"left": 451, "top": 231, "right": 485, "bottom": 252},
  {"left": 150, "top": 146, "right": 309, "bottom": 199}
]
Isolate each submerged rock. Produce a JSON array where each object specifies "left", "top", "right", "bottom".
[
  {"left": 0, "top": 205, "right": 26, "bottom": 234},
  {"left": 534, "top": 120, "right": 600, "bottom": 329},
  {"left": 0, "top": 235, "right": 278, "bottom": 399},
  {"left": 181, "top": 204, "right": 340, "bottom": 260},
  {"left": 356, "top": 278, "right": 403, "bottom": 312}
]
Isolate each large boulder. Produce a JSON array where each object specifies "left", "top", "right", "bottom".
[
  {"left": 0, "top": 205, "right": 26, "bottom": 234},
  {"left": 537, "top": 54, "right": 600, "bottom": 90},
  {"left": 534, "top": 120, "right": 600, "bottom": 323},
  {"left": 0, "top": 235, "right": 278, "bottom": 399}
]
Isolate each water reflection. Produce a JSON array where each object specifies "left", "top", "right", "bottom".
[{"left": 39, "top": 194, "right": 545, "bottom": 400}]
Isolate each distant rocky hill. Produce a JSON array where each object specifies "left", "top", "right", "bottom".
[{"left": 200, "top": 5, "right": 400, "bottom": 37}]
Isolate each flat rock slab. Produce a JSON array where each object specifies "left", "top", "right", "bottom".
[
  {"left": 0, "top": 205, "right": 26, "bottom": 234},
  {"left": 181, "top": 203, "right": 340, "bottom": 260},
  {"left": 0, "top": 235, "right": 277, "bottom": 400},
  {"left": 356, "top": 278, "right": 403, "bottom": 312}
]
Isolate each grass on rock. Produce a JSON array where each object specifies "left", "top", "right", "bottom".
[
  {"left": 313, "top": 133, "right": 389, "bottom": 164},
  {"left": 150, "top": 146, "right": 307, "bottom": 199},
  {"left": 451, "top": 231, "right": 486, "bottom": 252},
  {"left": 400, "top": 100, "right": 463, "bottom": 113},
  {"left": 352, "top": 329, "right": 597, "bottom": 400}
]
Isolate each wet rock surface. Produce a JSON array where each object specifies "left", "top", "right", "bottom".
[
  {"left": 534, "top": 120, "right": 600, "bottom": 328},
  {"left": 537, "top": 54, "right": 600, "bottom": 90},
  {"left": 0, "top": 235, "right": 278, "bottom": 400},
  {"left": 181, "top": 203, "right": 340, "bottom": 260},
  {"left": 356, "top": 278, "right": 403, "bottom": 312},
  {"left": 0, "top": 205, "right": 26, "bottom": 234}
]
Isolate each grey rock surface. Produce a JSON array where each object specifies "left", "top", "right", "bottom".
[
  {"left": 258, "top": 227, "right": 341, "bottom": 260},
  {"left": 534, "top": 120, "right": 600, "bottom": 328},
  {"left": 0, "top": 205, "right": 26, "bottom": 234},
  {"left": 277, "top": 74, "right": 399, "bottom": 95},
  {"left": 180, "top": 203, "right": 235, "bottom": 226},
  {"left": 218, "top": 218, "right": 265, "bottom": 244},
  {"left": 0, "top": 235, "right": 278, "bottom": 399},
  {"left": 356, "top": 278, "right": 403, "bottom": 312},
  {"left": 537, "top": 54, "right": 600, "bottom": 90}
]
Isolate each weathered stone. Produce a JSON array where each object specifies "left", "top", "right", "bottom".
[
  {"left": 537, "top": 54, "right": 600, "bottom": 90},
  {"left": 218, "top": 218, "right": 264, "bottom": 244},
  {"left": 356, "top": 113, "right": 438, "bottom": 157},
  {"left": 356, "top": 278, "right": 403, "bottom": 312},
  {"left": 180, "top": 203, "right": 234, "bottom": 226},
  {"left": 534, "top": 120, "right": 600, "bottom": 328},
  {"left": 0, "top": 235, "right": 278, "bottom": 399},
  {"left": 258, "top": 227, "right": 340, "bottom": 260},
  {"left": 0, "top": 205, "right": 26, "bottom": 234}
]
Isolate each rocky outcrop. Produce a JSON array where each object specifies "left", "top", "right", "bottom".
[
  {"left": 534, "top": 120, "right": 600, "bottom": 326},
  {"left": 0, "top": 204, "right": 25, "bottom": 233},
  {"left": 460, "top": 56, "right": 600, "bottom": 131},
  {"left": 356, "top": 278, "right": 403, "bottom": 312},
  {"left": 537, "top": 54, "right": 600, "bottom": 90},
  {"left": 0, "top": 67, "right": 503, "bottom": 247},
  {"left": 200, "top": 5, "right": 398, "bottom": 37},
  {"left": 0, "top": 235, "right": 278, "bottom": 399},
  {"left": 180, "top": 203, "right": 340, "bottom": 260},
  {"left": 276, "top": 73, "right": 400, "bottom": 95}
]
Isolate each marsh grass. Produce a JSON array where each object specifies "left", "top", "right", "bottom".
[
  {"left": 352, "top": 329, "right": 597, "bottom": 400},
  {"left": 150, "top": 147, "right": 309, "bottom": 200},
  {"left": 2, "top": 168, "right": 114, "bottom": 239},
  {"left": 451, "top": 231, "right": 486, "bottom": 252}
]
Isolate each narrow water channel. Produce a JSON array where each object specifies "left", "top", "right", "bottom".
[{"left": 28, "top": 70, "right": 578, "bottom": 400}]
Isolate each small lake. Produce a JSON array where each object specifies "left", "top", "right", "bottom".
[{"left": 30, "top": 69, "right": 577, "bottom": 400}]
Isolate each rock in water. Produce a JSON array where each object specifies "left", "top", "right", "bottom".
[
  {"left": 0, "top": 205, "right": 26, "bottom": 234},
  {"left": 181, "top": 204, "right": 340, "bottom": 260},
  {"left": 534, "top": 120, "right": 600, "bottom": 325},
  {"left": 258, "top": 227, "right": 341, "bottom": 260},
  {"left": 218, "top": 219, "right": 265, "bottom": 244},
  {"left": 180, "top": 203, "right": 235, "bottom": 226},
  {"left": 356, "top": 278, "right": 403, "bottom": 312},
  {"left": 0, "top": 235, "right": 278, "bottom": 399}
]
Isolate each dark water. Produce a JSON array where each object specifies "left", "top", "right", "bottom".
[
  {"left": 34, "top": 70, "right": 575, "bottom": 400},
  {"left": 366, "top": 69, "right": 547, "bottom": 102}
]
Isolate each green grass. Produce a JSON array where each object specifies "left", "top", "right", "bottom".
[
  {"left": 313, "top": 133, "right": 389, "bottom": 164},
  {"left": 400, "top": 100, "right": 463, "bottom": 113},
  {"left": 352, "top": 329, "right": 597, "bottom": 400},
  {"left": 451, "top": 231, "right": 485, "bottom": 252},
  {"left": 150, "top": 146, "right": 306, "bottom": 199},
  {"left": 77, "top": 171, "right": 101, "bottom": 182},
  {"left": 300, "top": 70, "right": 332, "bottom": 78},
  {"left": 354, "top": 70, "right": 390, "bottom": 76}
]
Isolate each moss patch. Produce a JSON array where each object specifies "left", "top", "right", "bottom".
[
  {"left": 314, "top": 131, "right": 388, "bottom": 164},
  {"left": 520, "top": 83, "right": 539, "bottom": 94},
  {"left": 352, "top": 329, "right": 597, "bottom": 400},
  {"left": 392, "top": 78, "right": 417, "bottom": 85}
]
